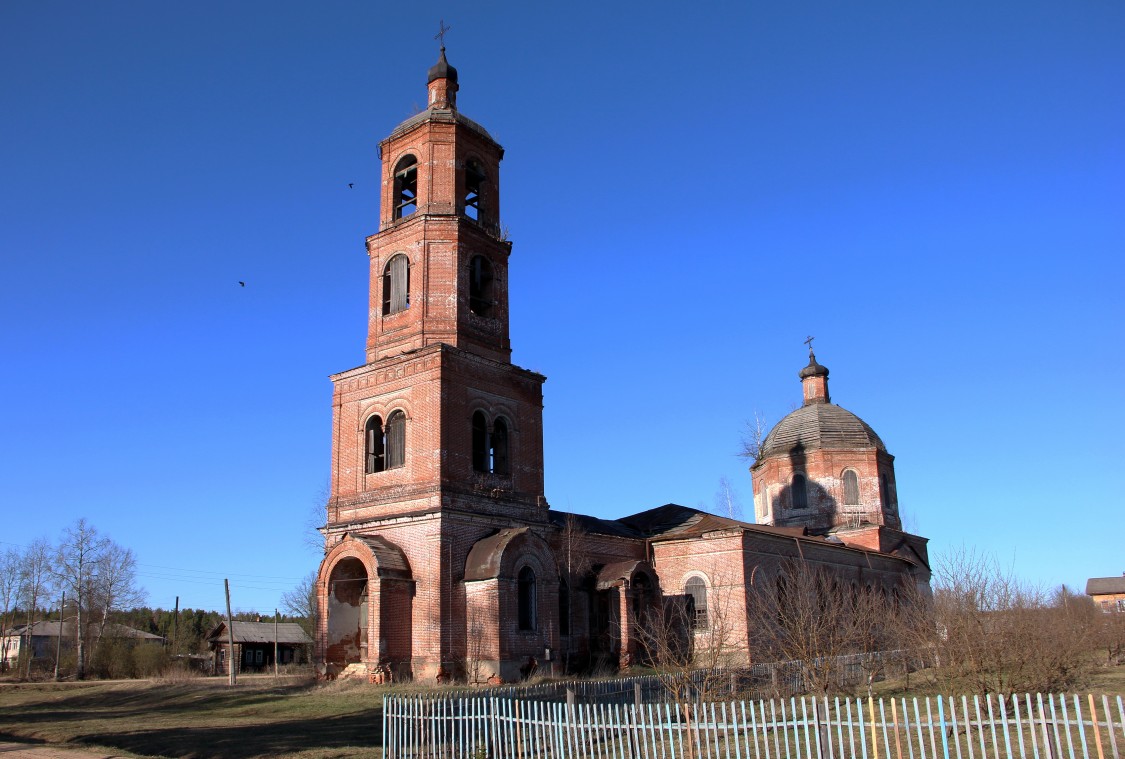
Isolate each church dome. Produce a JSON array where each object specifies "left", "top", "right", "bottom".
[
  {"left": 427, "top": 47, "right": 458, "bottom": 84},
  {"left": 759, "top": 403, "right": 886, "bottom": 458}
]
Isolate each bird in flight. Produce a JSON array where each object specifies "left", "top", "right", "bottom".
[
  {"left": 238, "top": 281, "right": 246, "bottom": 287},
  {"left": 348, "top": 183, "right": 355, "bottom": 189}
]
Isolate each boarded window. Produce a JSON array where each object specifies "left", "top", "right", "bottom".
[
  {"left": 684, "top": 577, "right": 708, "bottom": 630},
  {"left": 382, "top": 254, "right": 410, "bottom": 315},
  {"left": 464, "top": 159, "right": 485, "bottom": 221},
  {"left": 791, "top": 474, "right": 808, "bottom": 510},
  {"left": 385, "top": 410, "right": 406, "bottom": 469},
  {"left": 471, "top": 411, "right": 488, "bottom": 473},
  {"left": 518, "top": 567, "right": 536, "bottom": 631},
  {"left": 393, "top": 155, "right": 417, "bottom": 219},
  {"left": 365, "top": 415, "right": 385, "bottom": 474},
  {"left": 843, "top": 470, "right": 860, "bottom": 505},
  {"left": 468, "top": 256, "right": 493, "bottom": 316},
  {"left": 491, "top": 418, "right": 509, "bottom": 475}
]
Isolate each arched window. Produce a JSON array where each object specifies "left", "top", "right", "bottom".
[
  {"left": 684, "top": 576, "right": 708, "bottom": 630},
  {"left": 468, "top": 256, "right": 493, "bottom": 316},
  {"left": 385, "top": 410, "right": 406, "bottom": 469},
  {"left": 517, "top": 567, "right": 536, "bottom": 631},
  {"left": 382, "top": 254, "right": 410, "bottom": 316},
  {"left": 490, "top": 418, "right": 509, "bottom": 475},
  {"left": 471, "top": 411, "right": 489, "bottom": 473},
  {"left": 471, "top": 412, "right": 510, "bottom": 475},
  {"left": 558, "top": 578, "right": 570, "bottom": 636},
  {"left": 464, "top": 159, "right": 485, "bottom": 221},
  {"left": 843, "top": 470, "right": 860, "bottom": 505},
  {"left": 791, "top": 473, "right": 808, "bottom": 510},
  {"left": 393, "top": 155, "right": 418, "bottom": 219},
  {"left": 364, "top": 415, "right": 385, "bottom": 474}
]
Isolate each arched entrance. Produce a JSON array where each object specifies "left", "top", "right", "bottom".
[{"left": 326, "top": 557, "right": 368, "bottom": 665}]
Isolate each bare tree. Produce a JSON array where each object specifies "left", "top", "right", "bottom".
[
  {"left": 0, "top": 548, "right": 24, "bottom": 672},
  {"left": 54, "top": 519, "right": 109, "bottom": 680},
  {"left": 304, "top": 478, "right": 331, "bottom": 553},
  {"left": 746, "top": 558, "right": 908, "bottom": 695},
  {"left": 464, "top": 607, "right": 488, "bottom": 685},
  {"left": 637, "top": 570, "right": 747, "bottom": 702},
  {"left": 553, "top": 513, "right": 594, "bottom": 672},
  {"left": 281, "top": 570, "right": 318, "bottom": 639},
  {"left": 713, "top": 477, "right": 744, "bottom": 520},
  {"left": 90, "top": 542, "right": 145, "bottom": 640},
  {"left": 739, "top": 412, "right": 772, "bottom": 464},
  {"left": 635, "top": 570, "right": 747, "bottom": 758},
  {"left": 19, "top": 539, "right": 53, "bottom": 678},
  {"left": 925, "top": 547, "right": 1099, "bottom": 694}
]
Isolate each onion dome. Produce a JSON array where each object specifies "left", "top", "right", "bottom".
[
  {"left": 799, "top": 350, "right": 828, "bottom": 380},
  {"left": 427, "top": 47, "right": 458, "bottom": 85}
]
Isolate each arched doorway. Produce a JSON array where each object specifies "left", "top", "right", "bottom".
[{"left": 326, "top": 557, "right": 368, "bottom": 665}]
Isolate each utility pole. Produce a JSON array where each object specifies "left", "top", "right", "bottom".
[
  {"left": 274, "top": 609, "right": 279, "bottom": 677},
  {"left": 53, "top": 592, "right": 65, "bottom": 681},
  {"left": 224, "top": 579, "right": 236, "bottom": 686},
  {"left": 172, "top": 596, "right": 179, "bottom": 652}
]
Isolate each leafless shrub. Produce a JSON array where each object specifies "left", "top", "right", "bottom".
[
  {"left": 747, "top": 559, "right": 914, "bottom": 695},
  {"left": 924, "top": 548, "right": 1100, "bottom": 694}
]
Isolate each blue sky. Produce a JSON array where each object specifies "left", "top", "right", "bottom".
[{"left": 1, "top": 2, "right": 1122, "bottom": 614}]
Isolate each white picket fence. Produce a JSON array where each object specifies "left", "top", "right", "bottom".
[{"left": 383, "top": 691, "right": 1125, "bottom": 759}]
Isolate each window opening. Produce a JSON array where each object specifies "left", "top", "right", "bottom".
[
  {"left": 843, "top": 470, "right": 860, "bottom": 505},
  {"left": 393, "top": 156, "right": 418, "bottom": 219},
  {"left": 791, "top": 474, "right": 808, "bottom": 510},
  {"left": 468, "top": 256, "right": 493, "bottom": 317},
  {"left": 490, "top": 418, "right": 509, "bottom": 475},
  {"left": 385, "top": 410, "right": 406, "bottom": 469},
  {"left": 365, "top": 416, "right": 386, "bottom": 474},
  {"left": 684, "top": 577, "right": 708, "bottom": 630},
  {"left": 471, "top": 411, "right": 489, "bottom": 473},
  {"left": 517, "top": 567, "right": 536, "bottom": 631},
  {"left": 464, "top": 159, "right": 485, "bottom": 221},
  {"left": 382, "top": 254, "right": 410, "bottom": 315}
]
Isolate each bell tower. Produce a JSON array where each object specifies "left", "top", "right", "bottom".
[
  {"left": 323, "top": 45, "right": 548, "bottom": 540},
  {"left": 365, "top": 45, "right": 512, "bottom": 365}
]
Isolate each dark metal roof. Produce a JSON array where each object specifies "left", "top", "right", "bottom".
[
  {"left": 760, "top": 403, "right": 886, "bottom": 458},
  {"left": 617, "top": 503, "right": 806, "bottom": 541},
  {"left": 5, "top": 621, "right": 162, "bottom": 641},
  {"left": 207, "top": 621, "right": 312, "bottom": 645},
  {"left": 356, "top": 534, "right": 411, "bottom": 578},
  {"left": 464, "top": 528, "right": 528, "bottom": 582},
  {"left": 596, "top": 560, "right": 649, "bottom": 590},
  {"left": 548, "top": 510, "right": 641, "bottom": 538},
  {"left": 383, "top": 107, "right": 496, "bottom": 146},
  {"left": 1086, "top": 576, "right": 1125, "bottom": 595}
]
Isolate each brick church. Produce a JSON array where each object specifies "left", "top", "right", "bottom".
[{"left": 314, "top": 48, "right": 931, "bottom": 683}]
